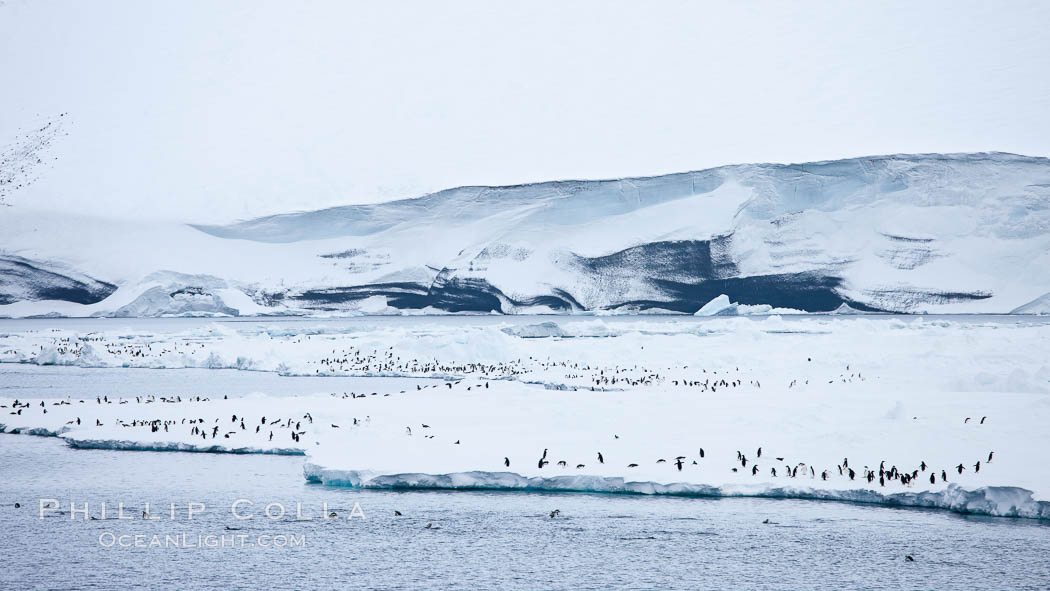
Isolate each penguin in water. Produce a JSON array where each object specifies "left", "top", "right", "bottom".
[{"left": 905, "top": 555, "right": 915, "bottom": 562}]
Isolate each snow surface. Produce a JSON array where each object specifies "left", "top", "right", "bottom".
[
  {"left": 2, "top": 316, "right": 1049, "bottom": 519},
  {"left": 3, "top": 153, "right": 1050, "bottom": 316}
]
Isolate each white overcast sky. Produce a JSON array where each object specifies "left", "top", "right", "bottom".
[{"left": 2, "top": 0, "right": 1049, "bottom": 222}]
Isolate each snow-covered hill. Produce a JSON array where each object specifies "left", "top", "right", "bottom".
[{"left": 2, "top": 152, "right": 1049, "bottom": 317}]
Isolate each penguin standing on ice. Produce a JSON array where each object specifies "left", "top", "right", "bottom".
[
  {"left": 504, "top": 457, "right": 510, "bottom": 468},
  {"left": 598, "top": 452, "right": 604, "bottom": 464},
  {"left": 987, "top": 451, "right": 994, "bottom": 463}
]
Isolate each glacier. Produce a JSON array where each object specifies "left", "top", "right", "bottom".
[{"left": 2, "top": 152, "right": 1049, "bottom": 317}]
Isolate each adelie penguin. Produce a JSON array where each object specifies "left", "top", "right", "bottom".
[{"left": 504, "top": 457, "right": 510, "bottom": 468}]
